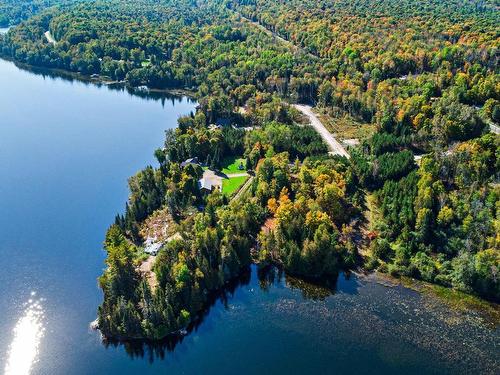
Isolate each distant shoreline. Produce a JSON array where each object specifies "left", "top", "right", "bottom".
[{"left": 0, "top": 55, "right": 197, "bottom": 100}]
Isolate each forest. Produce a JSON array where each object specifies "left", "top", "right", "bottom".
[{"left": 0, "top": 0, "right": 497, "bottom": 339}]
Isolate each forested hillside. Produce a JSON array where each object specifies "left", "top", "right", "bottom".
[
  {"left": 1, "top": 0, "right": 497, "bottom": 339},
  {"left": 0, "top": 0, "right": 83, "bottom": 26}
]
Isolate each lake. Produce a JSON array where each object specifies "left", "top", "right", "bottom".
[{"left": 0, "top": 58, "right": 498, "bottom": 374}]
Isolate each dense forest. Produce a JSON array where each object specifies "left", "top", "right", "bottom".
[
  {"left": 1, "top": 0, "right": 498, "bottom": 339},
  {"left": 0, "top": 0, "right": 82, "bottom": 26}
]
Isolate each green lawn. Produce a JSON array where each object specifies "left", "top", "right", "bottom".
[
  {"left": 222, "top": 176, "right": 248, "bottom": 196},
  {"left": 221, "top": 156, "right": 246, "bottom": 175}
]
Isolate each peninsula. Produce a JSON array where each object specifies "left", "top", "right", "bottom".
[{"left": 1, "top": 0, "right": 497, "bottom": 341}]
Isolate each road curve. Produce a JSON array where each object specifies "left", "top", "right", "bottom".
[{"left": 293, "top": 104, "right": 350, "bottom": 159}]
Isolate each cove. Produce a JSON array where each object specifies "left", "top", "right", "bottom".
[{"left": 0, "top": 57, "right": 498, "bottom": 374}]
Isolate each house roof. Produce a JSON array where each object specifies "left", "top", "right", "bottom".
[
  {"left": 180, "top": 157, "right": 199, "bottom": 168},
  {"left": 144, "top": 236, "right": 162, "bottom": 255},
  {"left": 198, "top": 169, "right": 222, "bottom": 191}
]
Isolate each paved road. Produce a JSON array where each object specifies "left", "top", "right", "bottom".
[{"left": 293, "top": 104, "right": 350, "bottom": 158}]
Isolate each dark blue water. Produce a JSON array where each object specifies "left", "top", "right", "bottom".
[{"left": 0, "top": 58, "right": 498, "bottom": 374}]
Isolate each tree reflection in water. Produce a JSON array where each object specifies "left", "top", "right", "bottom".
[
  {"left": 8, "top": 59, "right": 195, "bottom": 106},
  {"left": 101, "top": 265, "right": 365, "bottom": 362},
  {"left": 101, "top": 267, "right": 252, "bottom": 363}
]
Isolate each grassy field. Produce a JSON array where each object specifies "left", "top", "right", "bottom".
[
  {"left": 221, "top": 156, "right": 246, "bottom": 174},
  {"left": 222, "top": 176, "right": 248, "bottom": 196}
]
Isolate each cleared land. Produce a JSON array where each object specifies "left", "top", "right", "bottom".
[
  {"left": 221, "top": 156, "right": 246, "bottom": 174},
  {"left": 223, "top": 175, "right": 248, "bottom": 196},
  {"left": 139, "top": 255, "right": 158, "bottom": 289},
  {"left": 315, "top": 107, "right": 377, "bottom": 141}
]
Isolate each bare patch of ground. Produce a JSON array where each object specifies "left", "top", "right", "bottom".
[
  {"left": 315, "top": 107, "right": 376, "bottom": 141},
  {"left": 139, "top": 255, "right": 158, "bottom": 290},
  {"left": 139, "top": 206, "right": 176, "bottom": 243}
]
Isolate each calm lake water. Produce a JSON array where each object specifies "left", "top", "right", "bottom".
[{"left": 0, "top": 57, "right": 498, "bottom": 374}]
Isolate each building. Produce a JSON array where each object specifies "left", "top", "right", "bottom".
[
  {"left": 180, "top": 157, "right": 199, "bottom": 168},
  {"left": 143, "top": 237, "right": 162, "bottom": 256},
  {"left": 198, "top": 169, "right": 223, "bottom": 193},
  {"left": 208, "top": 124, "right": 222, "bottom": 131}
]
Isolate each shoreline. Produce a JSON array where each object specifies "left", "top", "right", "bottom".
[
  {"left": 0, "top": 55, "right": 198, "bottom": 99},
  {"left": 359, "top": 270, "right": 500, "bottom": 326},
  {"left": 5, "top": 52, "right": 496, "bottom": 346},
  {"left": 94, "top": 265, "right": 254, "bottom": 342},
  {"left": 30, "top": 45, "right": 495, "bottom": 340},
  {"left": 93, "top": 264, "right": 500, "bottom": 343}
]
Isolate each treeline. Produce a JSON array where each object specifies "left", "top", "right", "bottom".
[
  {"left": 256, "top": 154, "right": 361, "bottom": 280},
  {"left": 0, "top": 0, "right": 81, "bottom": 27},
  {"left": 1, "top": 0, "right": 497, "bottom": 150},
  {"left": 99, "top": 193, "right": 264, "bottom": 339},
  {"left": 0, "top": 0, "right": 316, "bottom": 104},
  {"left": 359, "top": 133, "right": 499, "bottom": 302},
  {"left": 230, "top": 0, "right": 498, "bottom": 144}
]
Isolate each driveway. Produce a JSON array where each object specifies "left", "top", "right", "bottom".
[{"left": 293, "top": 104, "right": 350, "bottom": 158}]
